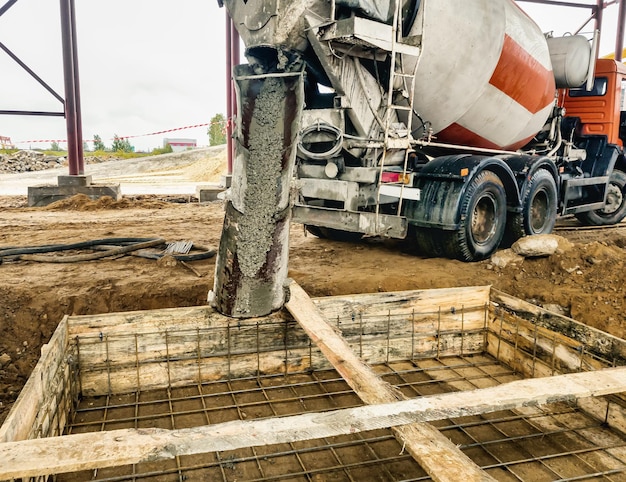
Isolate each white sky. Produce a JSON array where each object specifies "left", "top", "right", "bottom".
[{"left": 0, "top": 0, "right": 622, "bottom": 152}]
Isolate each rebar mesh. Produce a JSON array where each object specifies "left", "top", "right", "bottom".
[{"left": 55, "top": 353, "right": 626, "bottom": 482}]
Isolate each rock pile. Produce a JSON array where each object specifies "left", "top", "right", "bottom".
[
  {"left": 0, "top": 151, "right": 122, "bottom": 173},
  {"left": 0, "top": 150, "right": 66, "bottom": 173}
]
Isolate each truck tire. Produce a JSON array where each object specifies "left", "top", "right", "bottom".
[
  {"left": 413, "top": 227, "right": 446, "bottom": 257},
  {"left": 576, "top": 169, "right": 626, "bottom": 226},
  {"left": 505, "top": 169, "right": 557, "bottom": 243},
  {"left": 305, "top": 225, "right": 363, "bottom": 242},
  {"left": 305, "top": 225, "right": 326, "bottom": 238},
  {"left": 444, "top": 170, "right": 507, "bottom": 261}
]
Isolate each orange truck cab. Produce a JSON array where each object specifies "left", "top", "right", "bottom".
[{"left": 562, "top": 58, "right": 626, "bottom": 148}]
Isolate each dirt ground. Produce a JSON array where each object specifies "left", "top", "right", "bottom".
[{"left": 2, "top": 194, "right": 626, "bottom": 425}]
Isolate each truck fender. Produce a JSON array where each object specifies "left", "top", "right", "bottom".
[
  {"left": 614, "top": 150, "right": 626, "bottom": 173},
  {"left": 499, "top": 154, "right": 560, "bottom": 206},
  {"left": 498, "top": 155, "right": 560, "bottom": 241},
  {"left": 406, "top": 155, "right": 519, "bottom": 230}
]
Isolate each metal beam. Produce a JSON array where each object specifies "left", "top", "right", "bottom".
[
  {"left": 0, "top": 41, "right": 64, "bottom": 104},
  {"left": 516, "top": 0, "right": 597, "bottom": 8},
  {"left": 0, "top": 0, "right": 18, "bottom": 18},
  {"left": 0, "top": 110, "right": 64, "bottom": 117},
  {"left": 225, "top": 12, "right": 233, "bottom": 175},
  {"left": 59, "top": 0, "right": 84, "bottom": 175},
  {"left": 616, "top": 0, "right": 626, "bottom": 61}
]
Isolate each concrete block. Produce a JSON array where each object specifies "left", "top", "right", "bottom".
[
  {"left": 196, "top": 185, "right": 224, "bottom": 203},
  {"left": 57, "top": 175, "right": 93, "bottom": 187},
  {"left": 220, "top": 174, "right": 232, "bottom": 188},
  {"left": 27, "top": 181, "right": 122, "bottom": 207}
]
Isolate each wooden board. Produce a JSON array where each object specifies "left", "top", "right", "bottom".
[
  {"left": 0, "top": 316, "right": 71, "bottom": 443},
  {"left": 314, "top": 285, "right": 490, "bottom": 321},
  {"left": 285, "top": 281, "right": 495, "bottom": 482},
  {"left": 3, "top": 367, "right": 626, "bottom": 479},
  {"left": 491, "top": 289, "right": 626, "bottom": 365},
  {"left": 487, "top": 303, "right": 626, "bottom": 438},
  {"left": 69, "top": 287, "right": 492, "bottom": 396}
]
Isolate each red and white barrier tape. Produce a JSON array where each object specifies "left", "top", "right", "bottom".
[{"left": 14, "top": 121, "right": 223, "bottom": 145}]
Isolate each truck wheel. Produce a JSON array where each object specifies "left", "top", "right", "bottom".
[
  {"left": 576, "top": 169, "right": 626, "bottom": 226},
  {"left": 413, "top": 227, "right": 446, "bottom": 257},
  {"left": 305, "top": 225, "right": 327, "bottom": 238},
  {"left": 445, "top": 170, "right": 507, "bottom": 261},
  {"left": 306, "top": 225, "right": 363, "bottom": 242},
  {"left": 505, "top": 169, "right": 557, "bottom": 243}
]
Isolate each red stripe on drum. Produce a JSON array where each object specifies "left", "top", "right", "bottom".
[
  {"left": 436, "top": 123, "right": 535, "bottom": 151},
  {"left": 436, "top": 123, "right": 502, "bottom": 150},
  {"left": 504, "top": 133, "right": 536, "bottom": 151},
  {"left": 489, "top": 34, "right": 555, "bottom": 114}
]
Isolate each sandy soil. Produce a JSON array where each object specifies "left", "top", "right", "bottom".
[{"left": 2, "top": 194, "right": 626, "bottom": 424}]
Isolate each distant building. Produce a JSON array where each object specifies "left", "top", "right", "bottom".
[
  {"left": 0, "top": 136, "right": 15, "bottom": 149},
  {"left": 163, "top": 138, "right": 197, "bottom": 152}
]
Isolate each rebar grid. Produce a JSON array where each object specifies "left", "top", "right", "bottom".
[
  {"left": 409, "top": 356, "right": 626, "bottom": 481},
  {"left": 25, "top": 343, "right": 80, "bottom": 442},
  {"left": 72, "top": 304, "right": 616, "bottom": 392},
  {"left": 56, "top": 353, "right": 626, "bottom": 482},
  {"left": 48, "top": 304, "right": 626, "bottom": 481}
]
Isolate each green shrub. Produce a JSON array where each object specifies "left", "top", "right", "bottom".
[{"left": 151, "top": 143, "right": 174, "bottom": 156}]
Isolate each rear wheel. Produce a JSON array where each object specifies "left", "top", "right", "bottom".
[
  {"left": 444, "top": 170, "right": 507, "bottom": 261},
  {"left": 505, "top": 169, "right": 557, "bottom": 244},
  {"left": 413, "top": 226, "right": 446, "bottom": 257},
  {"left": 305, "top": 225, "right": 363, "bottom": 243},
  {"left": 305, "top": 225, "right": 326, "bottom": 238},
  {"left": 576, "top": 169, "right": 626, "bottom": 226}
]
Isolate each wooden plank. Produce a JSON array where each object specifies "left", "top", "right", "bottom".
[
  {"left": 491, "top": 289, "right": 626, "bottom": 365},
  {"left": 67, "top": 305, "right": 283, "bottom": 336},
  {"left": 78, "top": 349, "right": 319, "bottom": 396},
  {"left": 0, "top": 316, "right": 70, "bottom": 443},
  {"left": 285, "top": 281, "right": 496, "bottom": 482},
  {"left": 71, "top": 295, "right": 488, "bottom": 395},
  {"left": 487, "top": 309, "right": 606, "bottom": 376},
  {"left": 486, "top": 309, "right": 626, "bottom": 437},
  {"left": 2, "top": 367, "right": 626, "bottom": 479},
  {"left": 314, "top": 285, "right": 491, "bottom": 320}
]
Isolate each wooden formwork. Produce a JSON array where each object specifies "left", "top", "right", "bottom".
[{"left": 2, "top": 283, "right": 626, "bottom": 481}]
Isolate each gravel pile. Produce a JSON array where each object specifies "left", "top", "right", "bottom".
[
  {"left": 0, "top": 151, "right": 116, "bottom": 173},
  {"left": 0, "top": 151, "right": 65, "bottom": 173}
]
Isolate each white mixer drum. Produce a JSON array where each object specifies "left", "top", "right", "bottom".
[{"left": 404, "top": 0, "right": 555, "bottom": 150}]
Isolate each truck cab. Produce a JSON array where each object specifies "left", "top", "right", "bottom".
[{"left": 563, "top": 59, "right": 626, "bottom": 148}]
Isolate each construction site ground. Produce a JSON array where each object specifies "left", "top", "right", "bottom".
[{"left": 2, "top": 151, "right": 626, "bottom": 429}]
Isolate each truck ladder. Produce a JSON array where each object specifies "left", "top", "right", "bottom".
[{"left": 375, "top": 0, "right": 420, "bottom": 232}]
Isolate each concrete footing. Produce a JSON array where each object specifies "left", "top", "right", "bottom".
[
  {"left": 220, "top": 174, "right": 232, "bottom": 188},
  {"left": 27, "top": 175, "right": 122, "bottom": 207},
  {"left": 195, "top": 184, "right": 225, "bottom": 203}
]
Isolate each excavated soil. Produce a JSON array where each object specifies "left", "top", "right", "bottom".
[{"left": 2, "top": 194, "right": 626, "bottom": 425}]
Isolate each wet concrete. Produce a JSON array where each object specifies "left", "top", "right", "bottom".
[{"left": 212, "top": 66, "right": 305, "bottom": 318}]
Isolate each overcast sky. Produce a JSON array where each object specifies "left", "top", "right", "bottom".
[{"left": 0, "top": 0, "right": 622, "bottom": 152}]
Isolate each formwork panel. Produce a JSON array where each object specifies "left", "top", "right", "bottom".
[
  {"left": 3, "top": 286, "right": 626, "bottom": 481},
  {"left": 48, "top": 355, "right": 626, "bottom": 481}
]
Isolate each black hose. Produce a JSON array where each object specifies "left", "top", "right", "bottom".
[
  {"left": 19, "top": 238, "right": 167, "bottom": 263},
  {"left": 91, "top": 244, "right": 217, "bottom": 262},
  {"left": 0, "top": 237, "right": 162, "bottom": 257},
  {"left": 133, "top": 250, "right": 216, "bottom": 262},
  {"left": 0, "top": 237, "right": 216, "bottom": 264}
]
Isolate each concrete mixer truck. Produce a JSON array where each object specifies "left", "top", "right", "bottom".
[{"left": 218, "top": 0, "right": 626, "bottom": 263}]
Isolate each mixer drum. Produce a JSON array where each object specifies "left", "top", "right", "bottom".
[{"left": 404, "top": 0, "right": 556, "bottom": 150}]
